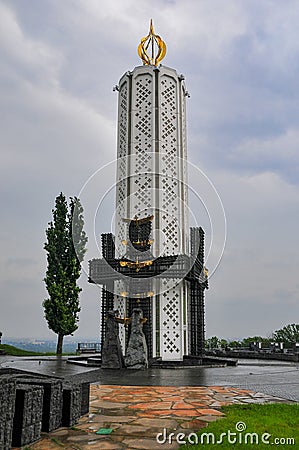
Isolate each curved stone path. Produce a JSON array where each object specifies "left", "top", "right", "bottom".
[{"left": 28, "top": 384, "right": 290, "bottom": 450}]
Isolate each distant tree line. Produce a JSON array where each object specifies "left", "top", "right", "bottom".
[{"left": 205, "top": 323, "right": 299, "bottom": 350}]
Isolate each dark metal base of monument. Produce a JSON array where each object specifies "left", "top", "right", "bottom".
[
  {"left": 68, "top": 354, "right": 237, "bottom": 369},
  {"left": 149, "top": 357, "right": 236, "bottom": 369},
  {"left": 0, "top": 368, "right": 92, "bottom": 449},
  {"left": 90, "top": 227, "right": 208, "bottom": 359},
  {"left": 149, "top": 355, "right": 237, "bottom": 368}
]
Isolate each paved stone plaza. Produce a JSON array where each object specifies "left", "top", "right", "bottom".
[
  {"left": 1, "top": 357, "right": 298, "bottom": 449},
  {"left": 27, "top": 383, "right": 292, "bottom": 450}
]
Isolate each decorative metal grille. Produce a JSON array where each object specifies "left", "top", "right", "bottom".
[
  {"left": 160, "top": 75, "right": 180, "bottom": 255},
  {"left": 160, "top": 283, "right": 182, "bottom": 359},
  {"left": 189, "top": 228, "right": 206, "bottom": 355},
  {"left": 116, "top": 82, "right": 129, "bottom": 255},
  {"left": 119, "top": 83, "right": 128, "bottom": 158},
  {"left": 130, "top": 74, "right": 154, "bottom": 218},
  {"left": 113, "top": 280, "right": 127, "bottom": 351}
]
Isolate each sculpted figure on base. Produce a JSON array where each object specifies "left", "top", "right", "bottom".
[
  {"left": 101, "top": 310, "right": 124, "bottom": 369},
  {"left": 125, "top": 308, "right": 148, "bottom": 370}
]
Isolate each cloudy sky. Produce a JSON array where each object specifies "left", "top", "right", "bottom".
[{"left": 1, "top": 0, "right": 299, "bottom": 341}]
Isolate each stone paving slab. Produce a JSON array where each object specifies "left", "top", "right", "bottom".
[{"left": 28, "top": 384, "right": 292, "bottom": 450}]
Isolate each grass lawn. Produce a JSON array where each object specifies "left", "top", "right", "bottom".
[
  {"left": 0, "top": 343, "right": 75, "bottom": 356},
  {"left": 180, "top": 403, "right": 299, "bottom": 449}
]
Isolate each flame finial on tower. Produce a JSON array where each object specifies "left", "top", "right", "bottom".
[{"left": 138, "top": 19, "right": 166, "bottom": 66}]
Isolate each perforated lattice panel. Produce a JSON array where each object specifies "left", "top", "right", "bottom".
[
  {"left": 160, "top": 282, "right": 183, "bottom": 360},
  {"left": 180, "top": 84, "right": 189, "bottom": 252},
  {"left": 115, "top": 177, "right": 127, "bottom": 255},
  {"left": 115, "top": 81, "right": 129, "bottom": 255},
  {"left": 159, "top": 75, "right": 181, "bottom": 255},
  {"left": 113, "top": 280, "right": 127, "bottom": 351},
  {"left": 119, "top": 82, "right": 128, "bottom": 158},
  {"left": 129, "top": 73, "right": 154, "bottom": 219}
]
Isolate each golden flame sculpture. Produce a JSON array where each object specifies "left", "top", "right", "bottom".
[
  {"left": 120, "top": 257, "right": 153, "bottom": 272},
  {"left": 138, "top": 19, "right": 166, "bottom": 66}
]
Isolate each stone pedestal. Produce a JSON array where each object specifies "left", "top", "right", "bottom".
[
  {"left": 11, "top": 383, "right": 44, "bottom": 447},
  {"left": 14, "top": 376, "right": 63, "bottom": 432},
  {"left": 101, "top": 310, "right": 124, "bottom": 369}
]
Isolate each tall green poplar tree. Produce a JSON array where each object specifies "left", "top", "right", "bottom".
[{"left": 43, "top": 193, "right": 88, "bottom": 355}]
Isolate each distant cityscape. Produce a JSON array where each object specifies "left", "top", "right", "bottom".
[{"left": 3, "top": 337, "right": 100, "bottom": 353}]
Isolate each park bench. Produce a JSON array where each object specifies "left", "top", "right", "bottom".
[{"left": 76, "top": 342, "right": 100, "bottom": 354}]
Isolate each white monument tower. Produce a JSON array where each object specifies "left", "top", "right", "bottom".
[{"left": 89, "top": 21, "right": 207, "bottom": 362}]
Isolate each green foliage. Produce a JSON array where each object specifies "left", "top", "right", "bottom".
[
  {"left": 205, "top": 337, "right": 228, "bottom": 349},
  {"left": 229, "top": 340, "right": 242, "bottom": 348},
  {"left": 43, "top": 193, "right": 87, "bottom": 354},
  {"left": 273, "top": 324, "right": 299, "bottom": 347},
  {"left": 206, "top": 326, "right": 299, "bottom": 352},
  {"left": 241, "top": 336, "right": 271, "bottom": 347},
  {"left": 181, "top": 403, "right": 299, "bottom": 449},
  {"left": 205, "top": 336, "right": 220, "bottom": 349},
  {"left": 219, "top": 339, "right": 228, "bottom": 348}
]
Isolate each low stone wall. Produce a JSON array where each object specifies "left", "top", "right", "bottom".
[
  {"left": 12, "top": 383, "right": 44, "bottom": 447},
  {"left": 205, "top": 350, "right": 299, "bottom": 362},
  {"left": 13, "top": 376, "right": 63, "bottom": 432},
  {"left": 0, "top": 370, "right": 91, "bottom": 449},
  {"left": 62, "top": 382, "right": 82, "bottom": 427},
  {"left": 81, "top": 382, "right": 90, "bottom": 415},
  {"left": 0, "top": 376, "right": 16, "bottom": 450}
]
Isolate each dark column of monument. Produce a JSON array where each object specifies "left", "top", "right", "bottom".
[
  {"left": 100, "top": 286, "right": 114, "bottom": 351},
  {"left": 189, "top": 227, "right": 207, "bottom": 356},
  {"left": 100, "top": 233, "right": 116, "bottom": 350},
  {"left": 190, "top": 282, "right": 205, "bottom": 355}
]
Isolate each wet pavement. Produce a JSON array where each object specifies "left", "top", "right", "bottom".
[
  {"left": 0, "top": 356, "right": 97, "bottom": 380},
  {"left": 1, "top": 357, "right": 298, "bottom": 401}
]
